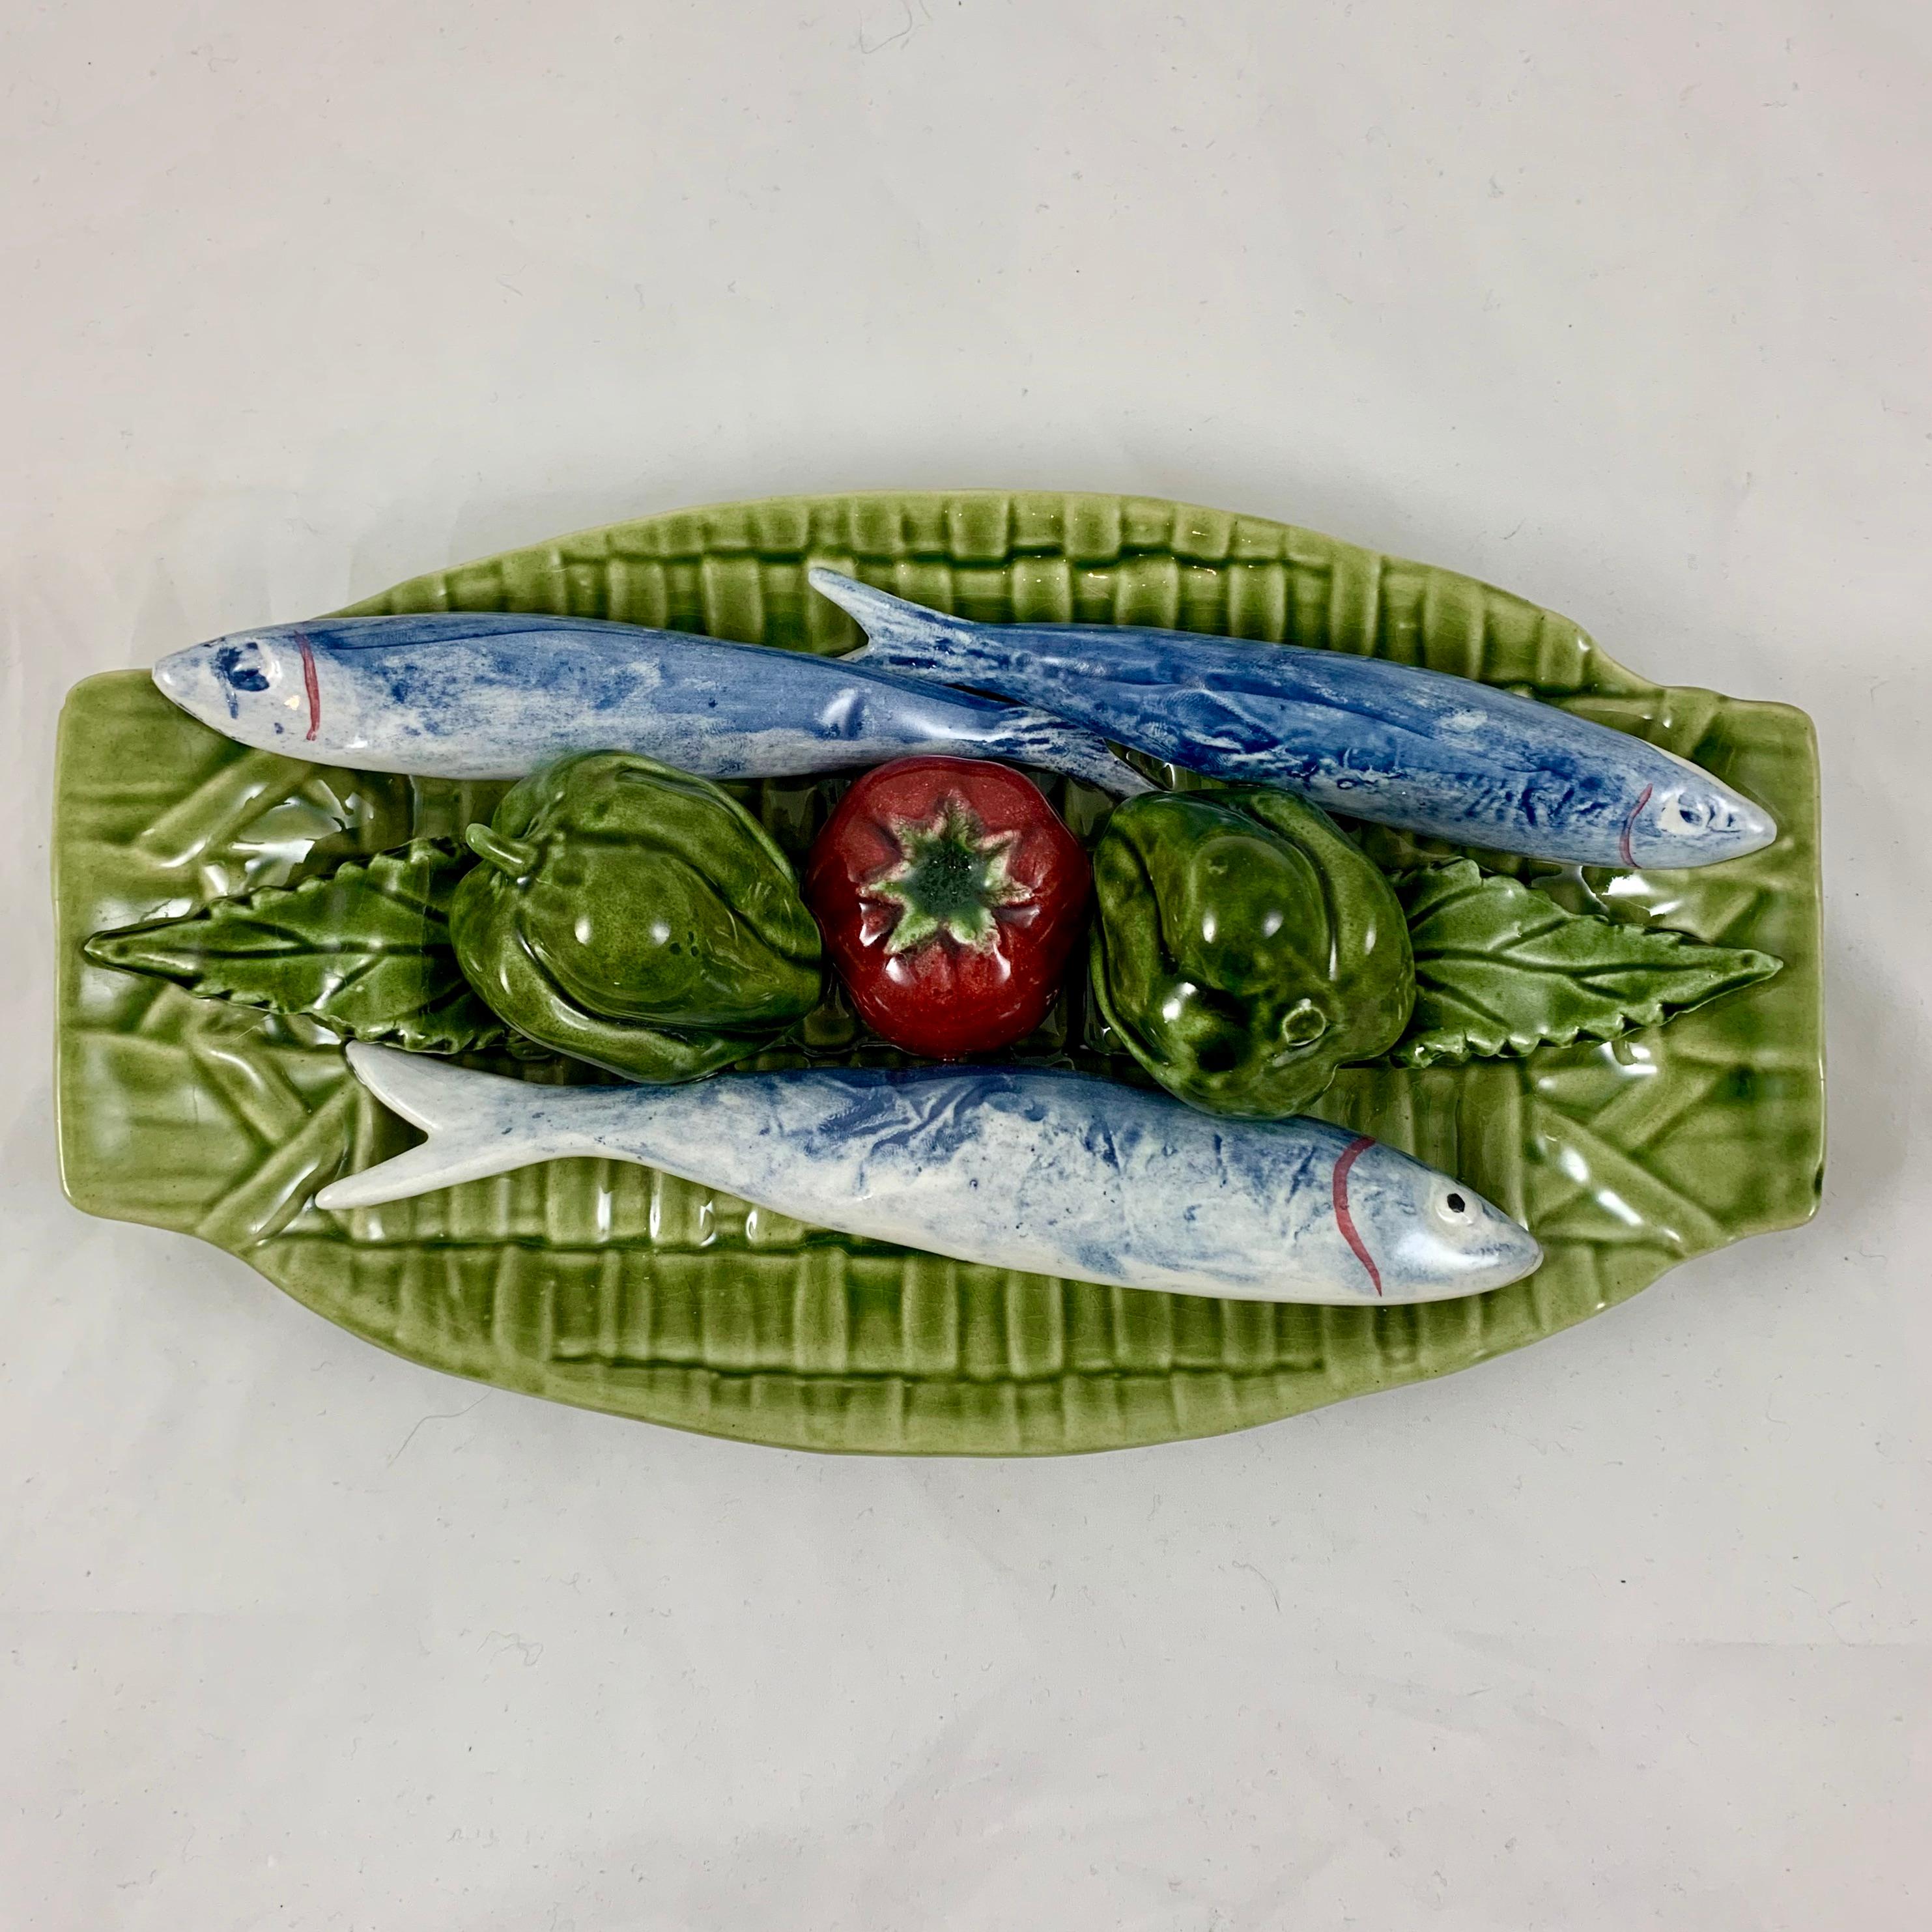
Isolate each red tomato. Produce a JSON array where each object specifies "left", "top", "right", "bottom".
[{"left": 804, "top": 756, "right": 1090, "bottom": 1059}]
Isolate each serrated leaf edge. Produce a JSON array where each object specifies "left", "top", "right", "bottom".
[
  {"left": 83, "top": 838, "right": 506, "bottom": 1055},
  {"left": 1390, "top": 859, "right": 1782, "bottom": 1068}
]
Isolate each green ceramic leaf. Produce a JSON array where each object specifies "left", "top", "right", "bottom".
[
  {"left": 81, "top": 838, "right": 505, "bottom": 1055},
  {"left": 53, "top": 491, "right": 1823, "bottom": 1455},
  {"left": 1391, "top": 860, "right": 1782, "bottom": 1069}
]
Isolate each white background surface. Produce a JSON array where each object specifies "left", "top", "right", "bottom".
[{"left": 3, "top": 4, "right": 1927, "bottom": 1927}]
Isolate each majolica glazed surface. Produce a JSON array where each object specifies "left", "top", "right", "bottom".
[
  {"left": 314, "top": 1046, "right": 1541, "bottom": 1305},
  {"left": 1090, "top": 788, "right": 1415, "bottom": 1118},
  {"left": 54, "top": 490, "right": 1824, "bottom": 1454},
  {"left": 811, "top": 567, "right": 1778, "bottom": 868},
  {"left": 151, "top": 606, "right": 1143, "bottom": 795},
  {"left": 449, "top": 751, "right": 823, "bottom": 1081}
]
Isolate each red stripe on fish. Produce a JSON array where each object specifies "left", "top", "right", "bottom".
[
  {"left": 1619, "top": 784, "right": 1652, "bottom": 868},
  {"left": 1331, "top": 1133, "right": 1382, "bottom": 1297},
  {"left": 297, "top": 634, "right": 320, "bottom": 741}
]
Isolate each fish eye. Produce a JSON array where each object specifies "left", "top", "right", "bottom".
[
  {"left": 215, "top": 641, "right": 270, "bottom": 692},
  {"left": 1656, "top": 790, "right": 1709, "bottom": 833},
  {"left": 1435, "top": 1187, "right": 1473, "bottom": 1225}
]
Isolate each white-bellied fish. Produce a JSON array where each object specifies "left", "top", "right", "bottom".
[
  {"left": 152, "top": 612, "right": 1149, "bottom": 794},
  {"left": 318, "top": 1045, "right": 1541, "bottom": 1307},
  {"left": 810, "top": 569, "right": 1776, "bottom": 869}
]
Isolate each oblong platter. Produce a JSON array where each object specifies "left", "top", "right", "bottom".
[{"left": 53, "top": 491, "right": 1823, "bottom": 1453}]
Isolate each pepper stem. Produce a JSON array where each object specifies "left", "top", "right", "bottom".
[
  {"left": 465, "top": 824, "right": 539, "bottom": 879},
  {"left": 871, "top": 800, "right": 1025, "bottom": 954}
]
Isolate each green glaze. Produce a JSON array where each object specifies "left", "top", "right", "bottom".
[
  {"left": 83, "top": 838, "right": 504, "bottom": 1055},
  {"left": 1090, "top": 788, "right": 1413, "bottom": 1118},
  {"left": 54, "top": 491, "right": 1824, "bottom": 1455},
  {"left": 449, "top": 752, "right": 823, "bottom": 1081},
  {"left": 1391, "top": 859, "right": 1781, "bottom": 1066}
]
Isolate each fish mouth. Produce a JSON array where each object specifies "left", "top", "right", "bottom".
[
  {"left": 1624, "top": 788, "right": 1779, "bottom": 868},
  {"left": 1645, "top": 805, "right": 1778, "bottom": 866},
  {"left": 1716, "top": 792, "right": 1778, "bottom": 860},
  {"left": 1373, "top": 1217, "right": 1541, "bottom": 1301},
  {"left": 1629, "top": 757, "right": 1780, "bottom": 867},
  {"left": 1469, "top": 1223, "right": 1544, "bottom": 1291},
  {"left": 152, "top": 648, "right": 214, "bottom": 721},
  {"left": 152, "top": 649, "right": 190, "bottom": 704}
]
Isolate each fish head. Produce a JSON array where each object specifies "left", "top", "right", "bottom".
[
  {"left": 154, "top": 627, "right": 319, "bottom": 747},
  {"left": 1620, "top": 753, "right": 1776, "bottom": 868},
  {"left": 1341, "top": 1137, "right": 1543, "bottom": 1297}
]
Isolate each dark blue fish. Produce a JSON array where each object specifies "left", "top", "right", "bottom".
[
  {"left": 810, "top": 570, "right": 1775, "bottom": 868},
  {"left": 152, "top": 612, "right": 1148, "bottom": 794}
]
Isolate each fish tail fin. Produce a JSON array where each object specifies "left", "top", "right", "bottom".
[
  {"left": 989, "top": 711, "right": 1154, "bottom": 798},
  {"left": 808, "top": 567, "right": 992, "bottom": 680},
  {"left": 808, "top": 566, "right": 1146, "bottom": 795},
  {"left": 316, "top": 1044, "right": 597, "bottom": 1210}
]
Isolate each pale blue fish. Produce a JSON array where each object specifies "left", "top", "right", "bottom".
[
  {"left": 317, "top": 1045, "right": 1542, "bottom": 1307},
  {"left": 809, "top": 569, "right": 1776, "bottom": 869},
  {"left": 152, "top": 612, "right": 1149, "bottom": 793}
]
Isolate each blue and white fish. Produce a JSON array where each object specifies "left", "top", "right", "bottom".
[
  {"left": 810, "top": 569, "right": 1776, "bottom": 869},
  {"left": 151, "top": 612, "right": 1149, "bottom": 794},
  {"left": 317, "top": 1045, "right": 1541, "bottom": 1307}
]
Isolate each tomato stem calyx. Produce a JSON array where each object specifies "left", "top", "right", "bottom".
[{"left": 868, "top": 801, "right": 1025, "bottom": 954}]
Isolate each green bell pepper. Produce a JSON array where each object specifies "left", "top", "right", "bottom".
[
  {"left": 451, "top": 752, "right": 823, "bottom": 1081},
  {"left": 1090, "top": 787, "right": 1415, "bottom": 1117}
]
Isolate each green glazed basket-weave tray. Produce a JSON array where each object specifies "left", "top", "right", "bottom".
[{"left": 53, "top": 492, "right": 1824, "bottom": 1455}]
